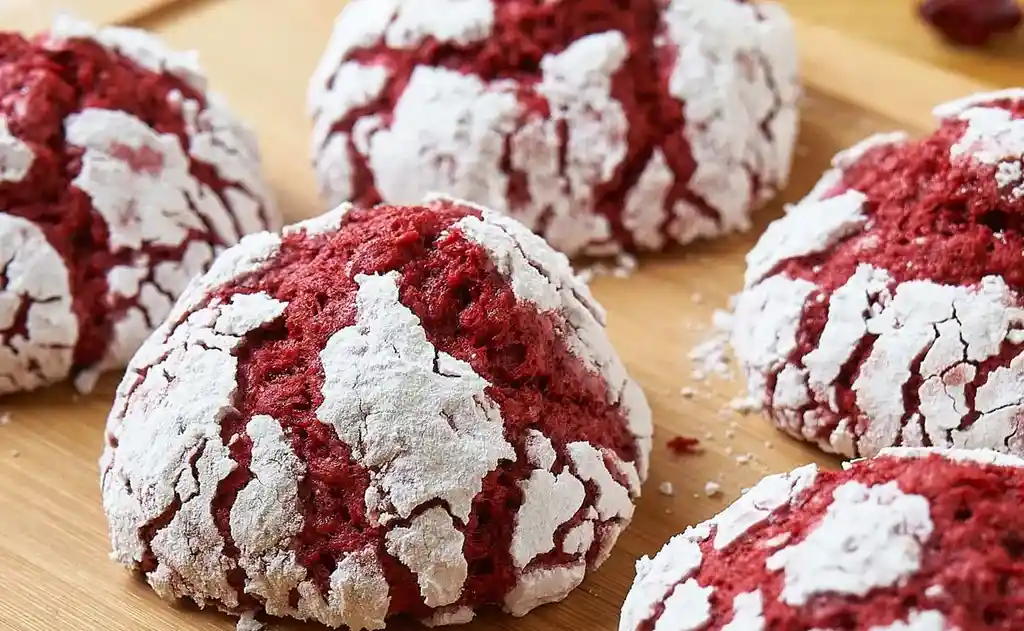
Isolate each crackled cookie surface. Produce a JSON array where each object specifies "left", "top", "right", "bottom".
[
  {"left": 100, "top": 196, "right": 652, "bottom": 629},
  {"left": 621, "top": 448, "right": 1024, "bottom": 631},
  {"left": 732, "top": 89, "right": 1024, "bottom": 458},
  {"left": 307, "top": 0, "right": 798, "bottom": 257},
  {"left": 0, "top": 17, "right": 277, "bottom": 395}
]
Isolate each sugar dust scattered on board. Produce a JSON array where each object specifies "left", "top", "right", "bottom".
[
  {"left": 236, "top": 612, "right": 264, "bottom": 631},
  {"left": 687, "top": 306, "right": 735, "bottom": 381},
  {"left": 576, "top": 253, "right": 638, "bottom": 283}
]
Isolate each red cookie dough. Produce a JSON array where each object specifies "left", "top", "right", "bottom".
[
  {"left": 620, "top": 448, "right": 1024, "bottom": 631},
  {"left": 0, "top": 17, "right": 278, "bottom": 395},
  {"left": 307, "top": 0, "right": 799, "bottom": 257},
  {"left": 100, "top": 195, "right": 653, "bottom": 629},
  {"left": 732, "top": 89, "right": 1024, "bottom": 458}
]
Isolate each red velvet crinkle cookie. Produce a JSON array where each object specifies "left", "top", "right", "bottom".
[
  {"left": 732, "top": 89, "right": 1024, "bottom": 458},
  {"left": 100, "top": 196, "right": 653, "bottom": 629},
  {"left": 621, "top": 448, "right": 1024, "bottom": 631},
  {"left": 307, "top": 0, "right": 799, "bottom": 257},
  {"left": 0, "top": 17, "right": 278, "bottom": 395}
]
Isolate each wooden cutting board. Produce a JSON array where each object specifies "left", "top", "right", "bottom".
[
  {"left": 0, "top": 1, "right": 1017, "bottom": 630},
  {"left": 0, "top": 0, "right": 177, "bottom": 34}
]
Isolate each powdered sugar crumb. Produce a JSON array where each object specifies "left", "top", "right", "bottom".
[
  {"left": 659, "top": 481, "right": 675, "bottom": 496},
  {"left": 704, "top": 481, "right": 722, "bottom": 497},
  {"left": 729, "top": 396, "right": 762, "bottom": 414},
  {"left": 235, "top": 612, "right": 264, "bottom": 631},
  {"left": 576, "top": 253, "right": 639, "bottom": 283}
]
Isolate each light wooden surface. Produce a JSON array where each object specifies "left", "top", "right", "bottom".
[
  {"left": 0, "top": 1, "right": 1006, "bottom": 631},
  {"left": 0, "top": 0, "right": 177, "bottom": 34},
  {"left": 780, "top": 0, "right": 1024, "bottom": 89}
]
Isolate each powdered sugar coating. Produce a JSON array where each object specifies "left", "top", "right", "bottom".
[
  {"left": 101, "top": 196, "right": 650, "bottom": 627},
  {"left": 765, "top": 481, "right": 934, "bottom": 605},
  {"left": 0, "top": 215, "right": 79, "bottom": 393},
  {"left": 308, "top": 0, "right": 799, "bottom": 256},
  {"left": 0, "top": 20, "right": 277, "bottom": 396},
  {"left": 732, "top": 91, "right": 1024, "bottom": 458},
  {"left": 620, "top": 448, "right": 1024, "bottom": 631}
]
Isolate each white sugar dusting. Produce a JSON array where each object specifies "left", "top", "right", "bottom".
[
  {"left": 949, "top": 106, "right": 1024, "bottom": 199},
  {"left": 0, "top": 215, "right": 79, "bottom": 395},
  {"left": 1, "top": 24, "right": 276, "bottom": 395},
  {"left": 767, "top": 481, "right": 933, "bottom": 606},
  {"left": 316, "top": 271, "right": 515, "bottom": 523},
  {"left": 102, "top": 292, "right": 288, "bottom": 609},
  {"left": 311, "top": 0, "right": 799, "bottom": 256}
]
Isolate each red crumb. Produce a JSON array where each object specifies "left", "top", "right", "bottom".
[
  {"left": 667, "top": 436, "right": 702, "bottom": 456},
  {"left": 919, "top": 0, "right": 1023, "bottom": 47}
]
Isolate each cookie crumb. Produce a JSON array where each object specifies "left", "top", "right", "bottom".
[
  {"left": 735, "top": 453, "right": 753, "bottom": 465},
  {"left": 667, "top": 435, "right": 702, "bottom": 455},
  {"left": 704, "top": 481, "right": 722, "bottom": 497},
  {"left": 236, "top": 612, "right": 264, "bottom": 631},
  {"left": 728, "top": 396, "right": 761, "bottom": 414},
  {"left": 577, "top": 253, "right": 638, "bottom": 283},
  {"left": 658, "top": 481, "right": 675, "bottom": 496},
  {"left": 679, "top": 387, "right": 697, "bottom": 399}
]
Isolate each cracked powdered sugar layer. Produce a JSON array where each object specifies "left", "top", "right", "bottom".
[
  {"left": 316, "top": 271, "right": 516, "bottom": 525},
  {"left": 619, "top": 526, "right": 709, "bottom": 631},
  {"left": 744, "top": 190, "right": 868, "bottom": 287},
  {"left": 948, "top": 105, "right": 1024, "bottom": 199},
  {"left": 734, "top": 98, "right": 1024, "bottom": 457},
  {"left": 101, "top": 291, "right": 288, "bottom": 607},
  {"left": 657, "top": 0, "right": 799, "bottom": 233},
  {"left": 229, "top": 415, "right": 305, "bottom": 616},
  {"left": 619, "top": 465, "right": 816, "bottom": 631},
  {"left": 732, "top": 275, "right": 816, "bottom": 403},
  {"left": 512, "top": 468, "right": 586, "bottom": 569},
  {"left": 760, "top": 262, "right": 1024, "bottom": 457},
  {"left": 0, "top": 214, "right": 79, "bottom": 394},
  {"left": 66, "top": 95, "right": 276, "bottom": 390},
  {"left": 766, "top": 481, "right": 934, "bottom": 605},
  {"left": 450, "top": 202, "right": 653, "bottom": 477},
  {"left": 385, "top": 506, "right": 467, "bottom": 608}
]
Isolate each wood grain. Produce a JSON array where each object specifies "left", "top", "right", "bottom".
[
  {"left": 779, "top": 0, "right": 1024, "bottom": 89},
  {"left": 0, "top": 0, "right": 179, "bottom": 33},
  {"left": 0, "top": 1, "right": 986, "bottom": 631}
]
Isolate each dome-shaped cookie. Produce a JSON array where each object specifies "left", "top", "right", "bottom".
[
  {"left": 308, "top": 0, "right": 799, "bottom": 257},
  {"left": 621, "top": 448, "right": 1024, "bottom": 631},
  {"left": 0, "top": 17, "right": 278, "bottom": 395},
  {"left": 100, "top": 195, "right": 652, "bottom": 629},
  {"left": 733, "top": 89, "right": 1024, "bottom": 458}
]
